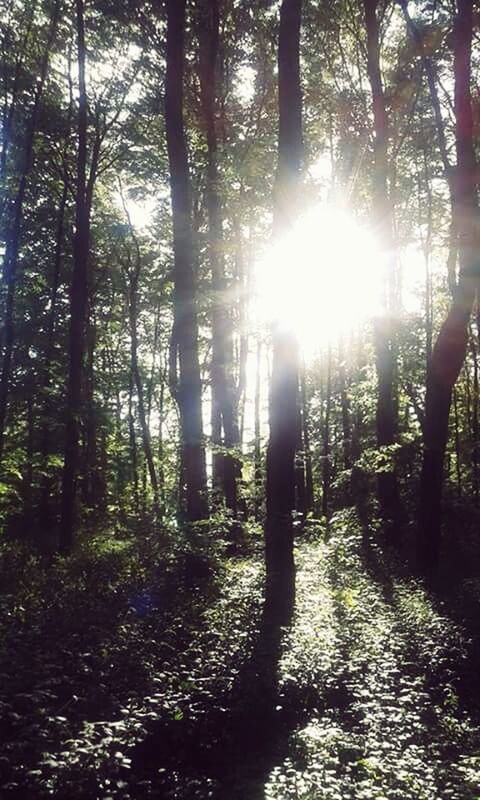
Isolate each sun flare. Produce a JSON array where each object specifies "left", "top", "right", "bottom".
[{"left": 254, "top": 205, "right": 385, "bottom": 355}]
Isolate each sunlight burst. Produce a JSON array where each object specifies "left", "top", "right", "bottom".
[{"left": 254, "top": 205, "right": 385, "bottom": 355}]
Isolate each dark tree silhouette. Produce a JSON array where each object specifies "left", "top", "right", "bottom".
[
  {"left": 419, "top": 0, "right": 477, "bottom": 573},
  {"left": 165, "top": 0, "right": 208, "bottom": 522},
  {"left": 265, "top": 0, "right": 303, "bottom": 617}
]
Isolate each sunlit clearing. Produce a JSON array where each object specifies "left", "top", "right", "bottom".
[{"left": 254, "top": 205, "right": 384, "bottom": 356}]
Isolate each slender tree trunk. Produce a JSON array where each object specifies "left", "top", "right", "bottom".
[
  {"left": 338, "top": 339, "right": 351, "bottom": 470},
  {"left": 362, "top": 0, "right": 401, "bottom": 530},
  {"left": 470, "top": 332, "right": 479, "bottom": 504},
  {"left": 0, "top": 0, "right": 60, "bottom": 466},
  {"left": 254, "top": 337, "right": 262, "bottom": 521},
  {"left": 236, "top": 221, "right": 249, "bottom": 447},
  {"left": 300, "top": 363, "right": 314, "bottom": 513},
  {"left": 129, "top": 274, "right": 160, "bottom": 516},
  {"left": 158, "top": 374, "right": 166, "bottom": 516},
  {"left": 82, "top": 312, "right": 98, "bottom": 510},
  {"left": 165, "top": 0, "right": 207, "bottom": 522},
  {"left": 128, "top": 374, "right": 140, "bottom": 515},
  {"left": 39, "top": 161, "right": 69, "bottom": 534},
  {"left": 322, "top": 347, "right": 332, "bottom": 518},
  {"left": 453, "top": 386, "right": 462, "bottom": 499},
  {"left": 265, "top": 0, "right": 302, "bottom": 617},
  {"left": 59, "top": 0, "right": 90, "bottom": 552},
  {"left": 198, "top": 0, "right": 239, "bottom": 513},
  {"left": 419, "top": 0, "right": 477, "bottom": 572},
  {"left": 295, "top": 404, "right": 306, "bottom": 516}
]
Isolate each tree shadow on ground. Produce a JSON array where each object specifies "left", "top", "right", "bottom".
[
  {"left": 130, "top": 577, "right": 308, "bottom": 799},
  {"left": 354, "top": 499, "right": 480, "bottom": 720}
]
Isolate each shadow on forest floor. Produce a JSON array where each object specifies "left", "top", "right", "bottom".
[
  {"left": 354, "top": 499, "right": 480, "bottom": 720},
  {"left": 130, "top": 580, "right": 316, "bottom": 799}
]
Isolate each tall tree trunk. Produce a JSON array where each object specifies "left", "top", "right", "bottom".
[
  {"left": 470, "top": 332, "right": 479, "bottom": 504},
  {"left": 198, "top": 0, "right": 239, "bottom": 513},
  {"left": 265, "top": 0, "right": 302, "bottom": 617},
  {"left": 59, "top": 0, "right": 90, "bottom": 552},
  {"left": 129, "top": 273, "right": 160, "bottom": 517},
  {"left": 82, "top": 311, "right": 98, "bottom": 509},
  {"left": 254, "top": 337, "right": 262, "bottom": 521},
  {"left": 158, "top": 373, "right": 166, "bottom": 517},
  {"left": 362, "top": 0, "right": 401, "bottom": 530},
  {"left": 0, "top": 0, "right": 60, "bottom": 466},
  {"left": 322, "top": 347, "right": 332, "bottom": 518},
  {"left": 418, "top": 0, "right": 477, "bottom": 573},
  {"left": 165, "top": 0, "right": 207, "bottom": 522},
  {"left": 295, "top": 403, "right": 306, "bottom": 516},
  {"left": 338, "top": 339, "right": 351, "bottom": 470},
  {"left": 300, "top": 362, "right": 314, "bottom": 514},
  {"left": 453, "top": 386, "right": 462, "bottom": 500},
  {"left": 39, "top": 156, "right": 70, "bottom": 535},
  {"left": 128, "top": 375, "right": 140, "bottom": 515},
  {"left": 120, "top": 183, "right": 161, "bottom": 518}
]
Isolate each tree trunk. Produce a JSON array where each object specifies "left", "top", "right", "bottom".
[
  {"left": 338, "top": 340, "right": 351, "bottom": 470},
  {"left": 418, "top": 0, "right": 477, "bottom": 573},
  {"left": 470, "top": 332, "right": 479, "bottom": 504},
  {"left": 362, "top": 0, "right": 401, "bottom": 530},
  {"left": 129, "top": 274, "right": 160, "bottom": 517},
  {"left": 322, "top": 347, "right": 332, "bottom": 518},
  {"left": 265, "top": 0, "right": 302, "bottom": 618},
  {"left": 254, "top": 337, "right": 262, "bottom": 521},
  {"left": 300, "top": 363, "right": 314, "bottom": 514},
  {"left": 38, "top": 148, "right": 70, "bottom": 535},
  {"left": 82, "top": 312, "right": 98, "bottom": 510},
  {"left": 59, "top": 0, "right": 90, "bottom": 552},
  {"left": 198, "top": 0, "right": 239, "bottom": 514},
  {"left": 128, "top": 374, "right": 140, "bottom": 515},
  {"left": 165, "top": 0, "right": 208, "bottom": 522}
]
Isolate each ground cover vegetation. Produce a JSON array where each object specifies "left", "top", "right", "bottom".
[{"left": 1, "top": 0, "right": 480, "bottom": 797}]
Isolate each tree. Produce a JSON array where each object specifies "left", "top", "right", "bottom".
[
  {"left": 265, "top": 0, "right": 303, "bottom": 615},
  {"left": 361, "top": 0, "right": 401, "bottom": 531},
  {"left": 197, "top": 0, "right": 240, "bottom": 514},
  {"left": 165, "top": 0, "right": 208, "bottom": 522},
  {"left": 418, "top": 0, "right": 477, "bottom": 573},
  {"left": 59, "top": 0, "right": 91, "bottom": 552}
]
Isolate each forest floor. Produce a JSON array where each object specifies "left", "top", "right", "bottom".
[{"left": 1, "top": 509, "right": 480, "bottom": 799}]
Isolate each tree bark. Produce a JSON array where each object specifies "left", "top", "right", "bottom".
[
  {"left": 418, "top": 0, "right": 477, "bottom": 573},
  {"left": 300, "top": 362, "right": 314, "bottom": 514},
  {"left": 129, "top": 266, "right": 160, "bottom": 517},
  {"left": 322, "top": 347, "right": 332, "bottom": 518},
  {"left": 59, "top": 0, "right": 90, "bottom": 552},
  {"left": 37, "top": 99, "right": 71, "bottom": 534},
  {"left": 265, "top": 0, "right": 302, "bottom": 617},
  {"left": 165, "top": 0, "right": 208, "bottom": 522},
  {"left": 198, "top": 0, "right": 239, "bottom": 513},
  {"left": 362, "top": 0, "right": 401, "bottom": 530},
  {"left": 254, "top": 337, "right": 262, "bottom": 521},
  {"left": 128, "top": 374, "right": 140, "bottom": 515}
]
